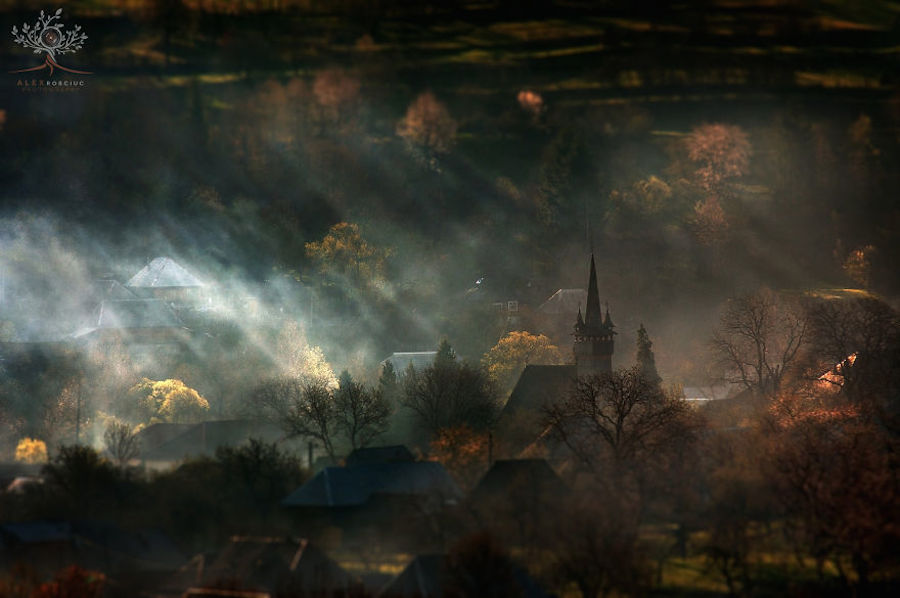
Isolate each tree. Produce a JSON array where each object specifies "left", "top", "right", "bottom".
[
  {"left": 103, "top": 421, "right": 139, "bottom": 468},
  {"left": 402, "top": 348, "right": 499, "bottom": 438},
  {"left": 805, "top": 297, "right": 900, "bottom": 431},
  {"left": 765, "top": 398, "right": 900, "bottom": 592},
  {"left": 127, "top": 378, "right": 210, "bottom": 424},
  {"left": 275, "top": 320, "right": 338, "bottom": 386},
  {"left": 710, "top": 289, "right": 808, "bottom": 401},
  {"left": 445, "top": 533, "right": 524, "bottom": 598},
  {"left": 250, "top": 377, "right": 338, "bottom": 461},
  {"left": 636, "top": 324, "right": 661, "bottom": 387},
  {"left": 31, "top": 565, "right": 105, "bottom": 598},
  {"left": 304, "top": 222, "right": 389, "bottom": 290},
  {"left": 334, "top": 370, "right": 391, "bottom": 450},
  {"left": 15, "top": 437, "right": 48, "bottom": 464},
  {"left": 536, "top": 128, "right": 580, "bottom": 229},
  {"left": 482, "top": 331, "right": 565, "bottom": 395},
  {"left": 544, "top": 366, "right": 692, "bottom": 473},
  {"left": 435, "top": 338, "right": 457, "bottom": 367},
  {"left": 397, "top": 91, "right": 457, "bottom": 154},
  {"left": 428, "top": 425, "right": 489, "bottom": 492},
  {"left": 214, "top": 439, "right": 307, "bottom": 525},
  {"left": 40, "top": 445, "right": 127, "bottom": 517},
  {"left": 378, "top": 360, "right": 400, "bottom": 403},
  {"left": 685, "top": 123, "right": 751, "bottom": 192},
  {"left": 547, "top": 485, "right": 650, "bottom": 598}
]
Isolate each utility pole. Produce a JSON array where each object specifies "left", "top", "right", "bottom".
[{"left": 74, "top": 379, "right": 82, "bottom": 445}]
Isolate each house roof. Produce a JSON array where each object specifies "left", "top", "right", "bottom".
[
  {"left": 90, "top": 278, "right": 138, "bottom": 302},
  {"left": 346, "top": 445, "right": 414, "bottom": 466},
  {"left": 182, "top": 536, "right": 354, "bottom": 597},
  {"left": 378, "top": 554, "right": 444, "bottom": 598},
  {"left": 378, "top": 553, "right": 550, "bottom": 598},
  {"left": 381, "top": 352, "right": 437, "bottom": 373},
  {"left": 502, "top": 364, "right": 576, "bottom": 417},
  {"left": 138, "top": 420, "right": 284, "bottom": 463},
  {"left": 127, "top": 257, "right": 204, "bottom": 289},
  {"left": 282, "top": 462, "right": 461, "bottom": 508},
  {"left": 196, "top": 536, "right": 351, "bottom": 594},
  {"left": 538, "top": 288, "right": 586, "bottom": 315},
  {"left": 469, "top": 459, "right": 564, "bottom": 503},
  {"left": 95, "top": 299, "right": 183, "bottom": 330},
  {"left": 0, "top": 520, "right": 184, "bottom": 571}
]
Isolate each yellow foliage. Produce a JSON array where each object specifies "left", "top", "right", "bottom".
[
  {"left": 15, "top": 437, "right": 48, "bottom": 464},
  {"left": 305, "top": 222, "right": 389, "bottom": 287},
  {"left": 482, "top": 331, "right": 565, "bottom": 395},
  {"left": 128, "top": 378, "right": 210, "bottom": 424},
  {"left": 275, "top": 320, "right": 338, "bottom": 387}
]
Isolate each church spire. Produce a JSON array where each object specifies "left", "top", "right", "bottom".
[
  {"left": 584, "top": 253, "right": 602, "bottom": 328},
  {"left": 573, "top": 253, "right": 614, "bottom": 377}
]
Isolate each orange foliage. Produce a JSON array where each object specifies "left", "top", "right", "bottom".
[
  {"left": 685, "top": 123, "right": 750, "bottom": 191},
  {"left": 842, "top": 244, "right": 876, "bottom": 289},
  {"left": 690, "top": 196, "right": 729, "bottom": 245},
  {"left": 313, "top": 68, "right": 360, "bottom": 109},
  {"left": 517, "top": 89, "right": 544, "bottom": 118},
  {"left": 397, "top": 91, "right": 457, "bottom": 154},
  {"left": 429, "top": 425, "right": 489, "bottom": 492},
  {"left": 31, "top": 566, "right": 105, "bottom": 598}
]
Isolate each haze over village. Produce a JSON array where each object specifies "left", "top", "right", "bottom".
[{"left": 0, "top": 1, "right": 899, "bottom": 597}]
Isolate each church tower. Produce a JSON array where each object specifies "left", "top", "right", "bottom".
[{"left": 573, "top": 254, "right": 615, "bottom": 376}]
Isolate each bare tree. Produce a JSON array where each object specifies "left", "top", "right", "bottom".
[
  {"left": 334, "top": 372, "right": 391, "bottom": 450},
  {"left": 103, "top": 420, "right": 139, "bottom": 467},
  {"left": 544, "top": 367, "right": 694, "bottom": 472},
  {"left": 249, "top": 376, "right": 338, "bottom": 461},
  {"left": 806, "top": 297, "right": 900, "bottom": 412},
  {"left": 710, "top": 289, "right": 808, "bottom": 400}
]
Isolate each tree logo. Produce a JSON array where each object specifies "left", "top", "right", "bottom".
[{"left": 10, "top": 8, "right": 91, "bottom": 76}]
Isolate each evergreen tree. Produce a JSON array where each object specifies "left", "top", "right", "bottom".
[
  {"left": 378, "top": 360, "right": 399, "bottom": 402},
  {"left": 435, "top": 338, "right": 457, "bottom": 367},
  {"left": 636, "top": 324, "right": 661, "bottom": 386}
]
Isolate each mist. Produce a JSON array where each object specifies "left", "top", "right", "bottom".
[{"left": 1, "top": 1, "right": 899, "bottom": 596}]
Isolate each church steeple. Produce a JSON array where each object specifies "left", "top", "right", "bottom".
[
  {"left": 584, "top": 254, "right": 602, "bottom": 328},
  {"left": 573, "top": 254, "right": 615, "bottom": 376}
]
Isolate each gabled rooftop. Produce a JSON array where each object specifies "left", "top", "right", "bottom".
[
  {"left": 381, "top": 351, "right": 438, "bottom": 373},
  {"left": 282, "top": 461, "right": 460, "bottom": 508},
  {"left": 95, "top": 299, "right": 183, "bottom": 330},
  {"left": 127, "top": 257, "right": 204, "bottom": 289}
]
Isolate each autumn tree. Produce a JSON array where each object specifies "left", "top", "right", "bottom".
[
  {"left": 482, "top": 331, "right": 565, "bottom": 396},
  {"left": 14, "top": 437, "right": 48, "bottom": 464},
  {"left": 685, "top": 123, "right": 751, "bottom": 193},
  {"left": 31, "top": 565, "right": 105, "bottom": 598},
  {"left": 312, "top": 67, "right": 361, "bottom": 129},
  {"left": 765, "top": 399, "right": 900, "bottom": 592},
  {"left": 710, "top": 289, "right": 808, "bottom": 401},
  {"left": 274, "top": 319, "right": 338, "bottom": 385},
  {"left": 397, "top": 91, "right": 457, "bottom": 155},
  {"left": 805, "top": 297, "right": 900, "bottom": 433},
  {"left": 683, "top": 123, "right": 750, "bottom": 246},
  {"left": 305, "top": 222, "right": 389, "bottom": 290},
  {"left": 428, "top": 425, "right": 489, "bottom": 492},
  {"left": 126, "top": 378, "right": 210, "bottom": 424},
  {"left": 334, "top": 370, "right": 391, "bottom": 450}
]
